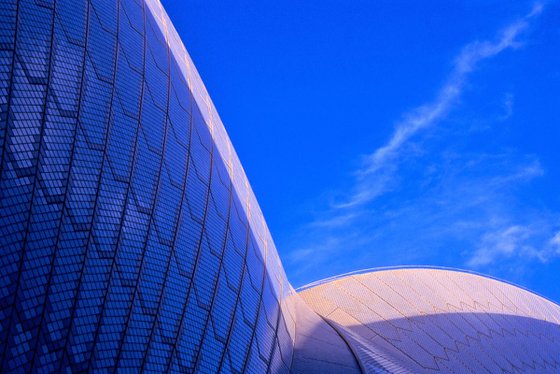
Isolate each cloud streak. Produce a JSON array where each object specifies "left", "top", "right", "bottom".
[
  {"left": 337, "top": 4, "right": 543, "bottom": 209},
  {"left": 285, "top": 4, "right": 550, "bottom": 286},
  {"left": 468, "top": 226, "right": 560, "bottom": 267}
]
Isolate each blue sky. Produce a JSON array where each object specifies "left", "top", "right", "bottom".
[{"left": 162, "top": 1, "right": 560, "bottom": 301}]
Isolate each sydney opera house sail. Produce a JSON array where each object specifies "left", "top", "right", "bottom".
[{"left": 0, "top": 0, "right": 559, "bottom": 373}]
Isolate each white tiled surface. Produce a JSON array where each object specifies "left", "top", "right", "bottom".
[{"left": 299, "top": 268, "right": 560, "bottom": 373}]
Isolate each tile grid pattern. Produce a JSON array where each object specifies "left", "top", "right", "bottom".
[
  {"left": 299, "top": 269, "right": 560, "bottom": 373},
  {"left": 4, "top": 1, "right": 560, "bottom": 374},
  {"left": 0, "top": 0, "right": 295, "bottom": 372}
]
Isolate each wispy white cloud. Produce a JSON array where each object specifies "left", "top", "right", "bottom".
[
  {"left": 468, "top": 225, "right": 531, "bottom": 267},
  {"left": 488, "top": 158, "right": 543, "bottom": 184},
  {"left": 468, "top": 225, "right": 560, "bottom": 267},
  {"left": 551, "top": 231, "right": 560, "bottom": 249},
  {"left": 284, "top": 4, "right": 550, "bottom": 286},
  {"left": 336, "top": 4, "right": 543, "bottom": 210},
  {"left": 500, "top": 93, "right": 515, "bottom": 121},
  {"left": 286, "top": 150, "right": 552, "bottom": 286}
]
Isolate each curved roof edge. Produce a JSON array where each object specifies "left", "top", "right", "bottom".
[{"left": 296, "top": 265, "right": 560, "bottom": 307}]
